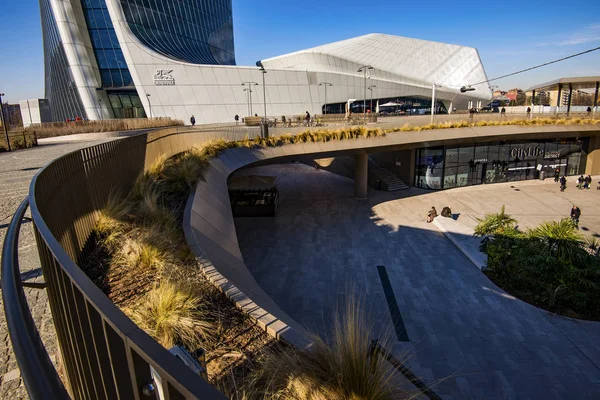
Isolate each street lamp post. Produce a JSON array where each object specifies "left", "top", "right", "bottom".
[
  {"left": 430, "top": 84, "right": 442, "bottom": 124},
  {"left": 357, "top": 65, "right": 373, "bottom": 115},
  {"left": 242, "top": 82, "right": 259, "bottom": 117},
  {"left": 256, "top": 61, "right": 267, "bottom": 121},
  {"left": 146, "top": 93, "right": 152, "bottom": 119},
  {"left": 368, "top": 85, "right": 376, "bottom": 115},
  {"left": 319, "top": 82, "right": 332, "bottom": 115},
  {"left": 0, "top": 93, "right": 10, "bottom": 152}
]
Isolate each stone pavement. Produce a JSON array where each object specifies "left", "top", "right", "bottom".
[
  {"left": 234, "top": 163, "right": 600, "bottom": 400},
  {"left": 0, "top": 139, "right": 114, "bottom": 399}
]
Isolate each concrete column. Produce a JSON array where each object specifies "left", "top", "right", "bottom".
[
  {"left": 594, "top": 81, "right": 599, "bottom": 114},
  {"left": 354, "top": 153, "right": 368, "bottom": 200},
  {"left": 567, "top": 84, "right": 573, "bottom": 116},
  {"left": 585, "top": 135, "right": 600, "bottom": 175}
]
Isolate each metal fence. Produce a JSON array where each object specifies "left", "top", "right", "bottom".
[{"left": 2, "top": 128, "right": 230, "bottom": 399}]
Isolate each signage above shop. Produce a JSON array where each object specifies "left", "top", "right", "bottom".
[{"left": 510, "top": 146, "right": 543, "bottom": 159}]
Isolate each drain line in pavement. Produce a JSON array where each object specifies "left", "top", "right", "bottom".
[{"left": 377, "top": 265, "right": 409, "bottom": 342}]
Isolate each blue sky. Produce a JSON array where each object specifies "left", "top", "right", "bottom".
[{"left": 1, "top": 0, "right": 599, "bottom": 103}]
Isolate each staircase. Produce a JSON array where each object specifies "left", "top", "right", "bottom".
[{"left": 367, "top": 158, "right": 409, "bottom": 191}]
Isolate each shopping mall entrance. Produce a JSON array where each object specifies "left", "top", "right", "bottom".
[{"left": 415, "top": 138, "right": 587, "bottom": 190}]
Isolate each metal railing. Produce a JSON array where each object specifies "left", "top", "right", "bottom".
[
  {"left": 1, "top": 197, "right": 70, "bottom": 398},
  {"left": 2, "top": 129, "right": 228, "bottom": 399}
]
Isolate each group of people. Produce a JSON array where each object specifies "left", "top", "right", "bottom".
[
  {"left": 576, "top": 174, "right": 594, "bottom": 190},
  {"left": 554, "top": 169, "right": 596, "bottom": 191},
  {"left": 426, "top": 206, "right": 452, "bottom": 223}
]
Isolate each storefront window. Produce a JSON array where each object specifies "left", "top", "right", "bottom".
[
  {"left": 414, "top": 138, "right": 585, "bottom": 190},
  {"left": 415, "top": 148, "right": 444, "bottom": 189}
]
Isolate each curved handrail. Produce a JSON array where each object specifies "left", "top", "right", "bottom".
[{"left": 1, "top": 197, "right": 70, "bottom": 399}]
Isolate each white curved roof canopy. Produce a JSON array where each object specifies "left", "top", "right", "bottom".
[{"left": 263, "top": 33, "right": 492, "bottom": 102}]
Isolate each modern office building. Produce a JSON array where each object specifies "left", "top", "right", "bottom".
[{"left": 38, "top": 0, "right": 492, "bottom": 124}]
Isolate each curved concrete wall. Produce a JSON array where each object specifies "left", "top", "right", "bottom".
[{"left": 184, "top": 124, "right": 600, "bottom": 347}]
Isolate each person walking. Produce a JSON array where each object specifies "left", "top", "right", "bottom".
[
  {"left": 234, "top": 114, "right": 239, "bottom": 125},
  {"left": 468, "top": 107, "right": 475, "bottom": 122},
  {"left": 570, "top": 205, "right": 581, "bottom": 227},
  {"left": 426, "top": 206, "right": 438, "bottom": 223},
  {"left": 577, "top": 175, "right": 584, "bottom": 190},
  {"left": 587, "top": 106, "right": 592, "bottom": 117},
  {"left": 584, "top": 175, "right": 592, "bottom": 189},
  {"left": 305, "top": 111, "right": 311, "bottom": 126},
  {"left": 554, "top": 167, "right": 560, "bottom": 182},
  {"left": 501, "top": 106, "right": 506, "bottom": 118},
  {"left": 560, "top": 175, "right": 567, "bottom": 192},
  {"left": 526, "top": 106, "right": 531, "bottom": 119},
  {"left": 190, "top": 115, "right": 196, "bottom": 127}
]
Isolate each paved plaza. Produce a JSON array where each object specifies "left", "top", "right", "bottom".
[
  {"left": 0, "top": 140, "right": 114, "bottom": 398},
  {"left": 235, "top": 163, "right": 600, "bottom": 400}
]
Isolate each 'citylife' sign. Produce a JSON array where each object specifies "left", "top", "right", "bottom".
[
  {"left": 154, "top": 69, "right": 175, "bottom": 86},
  {"left": 509, "top": 146, "right": 562, "bottom": 160}
]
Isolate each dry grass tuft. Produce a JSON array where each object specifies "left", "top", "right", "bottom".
[
  {"left": 125, "top": 281, "right": 213, "bottom": 349},
  {"left": 24, "top": 118, "right": 183, "bottom": 139},
  {"left": 247, "top": 299, "right": 405, "bottom": 400}
]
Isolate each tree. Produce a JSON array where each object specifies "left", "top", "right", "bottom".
[{"left": 515, "top": 92, "right": 527, "bottom": 106}]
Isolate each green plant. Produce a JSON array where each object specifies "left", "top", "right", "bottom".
[
  {"left": 474, "top": 205, "right": 517, "bottom": 236},
  {"left": 125, "top": 281, "right": 213, "bottom": 349},
  {"left": 527, "top": 219, "right": 582, "bottom": 259},
  {"left": 585, "top": 236, "right": 600, "bottom": 252}
]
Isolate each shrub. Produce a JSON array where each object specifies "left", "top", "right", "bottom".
[
  {"left": 474, "top": 205, "right": 517, "bottom": 236},
  {"left": 483, "top": 215, "right": 600, "bottom": 319},
  {"left": 125, "top": 281, "right": 213, "bottom": 349}
]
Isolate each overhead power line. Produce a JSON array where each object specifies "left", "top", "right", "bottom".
[{"left": 468, "top": 45, "right": 600, "bottom": 87}]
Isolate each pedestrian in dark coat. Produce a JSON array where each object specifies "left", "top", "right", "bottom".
[
  {"left": 570, "top": 205, "right": 581, "bottom": 226},
  {"left": 190, "top": 115, "right": 196, "bottom": 126},
  {"left": 559, "top": 176, "right": 567, "bottom": 192}
]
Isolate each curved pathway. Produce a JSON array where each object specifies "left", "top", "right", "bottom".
[{"left": 234, "top": 163, "right": 600, "bottom": 400}]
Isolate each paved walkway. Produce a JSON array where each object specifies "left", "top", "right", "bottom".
[
  {"left": 0, "top": 140, "right": 114, "bottom": 398},
  {"left": 234, "top": 163, "right": 600, "bottom": 400}
]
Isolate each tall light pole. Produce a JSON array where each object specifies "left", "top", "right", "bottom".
[
  {"left": 430, "top": 84, "right": 442, "bottom": 124},
  {"left": 357, "top": 65, "right": 373, "bottom": 115},
  {"left": 319, "top": 82, "right": 332, "bottom": 114},
  {"left": 256, "top": 61, "right": 267, "bottom": 121},
  {"left": 242, "top": 82, "right": 259, "bottom": 116},
  {"left": 146, "top": 93, "right": 152, "bottom": 119},
  {"left": 368, "top": 85, "right": 376, "bottom": 114},
  {"left": 0, "top": 93, "right": 10, "bottom": 152},
  {"left": 243, "top": 88, "right": 252, "bottom": 116}
]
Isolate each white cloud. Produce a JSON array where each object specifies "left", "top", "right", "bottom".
[
  {"left": 558, "top": 23, "right": 600, "bottom": 46},
  {"left": 533, "top": 23, "right": 600, "bottom": 47}
]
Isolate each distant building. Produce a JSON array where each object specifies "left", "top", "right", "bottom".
[
  {"left": 506, "top": 88, "right": 524, "bottom": 102},
  {"left": 20, "top": 99, "right": 52, "bottom": 127}
]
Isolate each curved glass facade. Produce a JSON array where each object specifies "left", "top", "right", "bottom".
[
  {"left": 120, "top": 0, "right": 235, "bottom": 65},
  {"left": 82, "top": 0, "right": 133, "bottom": 88},
  {"left": 40, "top": 0, "right": 87, "bottom": 121}
]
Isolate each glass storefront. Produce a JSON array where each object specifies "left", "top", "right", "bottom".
[{"left": 415, "top": 138, "right": 587, "bottom": 190}]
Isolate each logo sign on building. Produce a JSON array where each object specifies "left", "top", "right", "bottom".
[
  {"left": 510, "top": 146, "right": 543, "bottom": 159},
  {"left": 154, "top": 69, "right": 175, "bottom": 86}
]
